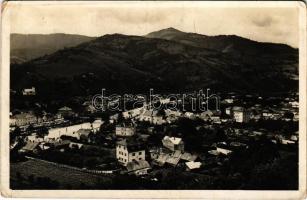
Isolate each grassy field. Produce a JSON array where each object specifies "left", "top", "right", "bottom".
[{"left": 10, "top": 158, "right": 113, "bottom": 189}]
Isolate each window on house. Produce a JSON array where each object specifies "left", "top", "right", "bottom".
[
  {"left": 139, "top": 158, "right": 142, "bottom": 160},
  {"left": 132, "top": 153, "right": 135, "bottom": 156},
  {"left": 139, "top": 152, "right": 142, "bottom": 155}
]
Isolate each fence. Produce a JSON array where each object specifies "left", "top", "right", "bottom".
[{"left": 25, "top": 156, "right": 118, "bottom": 175}]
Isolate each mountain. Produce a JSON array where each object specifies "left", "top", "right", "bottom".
[
  {"left": 10, "top": 30, "right": 298, "bottom": 99},
  {"left": 10, "top": 33, "right": 96, "bottom": 64},
  {"left": 146, "top": 27, "right": 297, "bottom": 57}
]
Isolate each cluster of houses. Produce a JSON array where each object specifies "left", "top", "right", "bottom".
[
  {"left": 18, "top": 119, "right": 103, "bottom": 153},
  {"left": 115, "top": 135, "right": 204, "bottom": 175},
  {"left": 113, "top": 131, "right": 254, "bottom": 176},
  {"left": 10, "top": 92, "right": 299, "bottom": 177}
]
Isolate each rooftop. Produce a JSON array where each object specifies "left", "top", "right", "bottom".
[{"left": 163, "top": 136, "right": 182, "bottom": 145}]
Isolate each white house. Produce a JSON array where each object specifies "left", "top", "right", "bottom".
[
  {"left": 225, "top": 107, "right": 232, "bottom": 115},
  {"left": 216, "top": 147, "right": 233, "bottom": 155},
  {"left": 22, "top": 87, "right": 36, "bottom": 95},
  {"left": 116, "top": 139, "right": 146, "bottom": 166},
  {"left": 162, "top": 136, "right": 184, "bottom": 152},
  {"left": 138, "top": 109, "right": 166, "bottom": 125},
  {"left": 232, "top": 107, "right": 250, "bottom": 123},
  {"left": 45, "top": 120, "right": 103, "bottom": 141},
  {"left": 185, "top": 161, "right": 202, "bottom": 171},
  {"left": 223, "top": 98, "right": 234, "bottom": 104},
  {"left": 10, "top": 112, "right": 40, "bottom": 126},
  {"left": 184, "top": 112, "right": 195, "bottom": 119},
  {"left": 123, "top": 107, "right": 145, "bottom": 119},
  {"left": 115, "top": 124, "right": 136, "bottom": 137}
]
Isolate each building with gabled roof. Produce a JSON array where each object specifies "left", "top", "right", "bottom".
[
  {"left": 22, "top": 87, "right": 36, "bottom": 95},
  {"left": 126, "top": 160, "right": 151, "bottom": 176},
  {"left": 116, "top": 138, "right": 146, "bottom": 166},
  {"left": 19, "top": 141, "right": 41, "bottom": 153},
  {"left": 162, "top": 136, "right": 184, "bottom": 152},
  {"left": 185, "top": 161, "right": 202, "bottom": 171},
  {"left": 181, "top": 152, "right": 198, "bottom": 162},
  {"left": 116, "top": 122, "right": 136, "bottom": 137}
]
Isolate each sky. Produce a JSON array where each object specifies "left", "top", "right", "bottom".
[{"left": 8, "top": 2, "right": 300, "bottom": 47}]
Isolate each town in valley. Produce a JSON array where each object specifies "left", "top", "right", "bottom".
[{"left": 9, "top": 86, "right": 299, "bottom": 189}]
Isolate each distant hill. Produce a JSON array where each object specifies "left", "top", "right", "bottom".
[
  {"left": 10, "top": 29, "right": 298, "bottom": 98},
  {"left": 10, "top": 33, "right": 96, "bottom": 64}
]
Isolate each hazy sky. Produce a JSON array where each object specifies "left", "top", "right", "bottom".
[{"left": 8, "top": 2, "right": 300, "bottom": 47}]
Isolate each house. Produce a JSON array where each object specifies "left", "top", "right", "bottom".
[
  {"left": 289, "top": 101, "right": 299, "bottom": 108},
  {"left": 222, "top": 98, "right": 234, "bottom": 104},
  {"left": 123, "top": 107, "right": 145, "bottom": 119},
  {"left": 138, "top": 110, "right": 156, "bottom": 122},
  {"left": 225, "top": 107, "right": 232, "bottom": 116},
  {"left": 38, "top": 142, "right": 51, "bottom": 150},
  {"left": 281, "top": 139, "right": 296, "bottom": 145},
  {"left": 77, "top": 129, "right": 93, "bottom": 142},
  {"left": 180, "top": 152, "right": 198, "bottom": 162},
  {"left": 92, "top": 119, "right": 103, "bottom": 132},
  {"left": 116, "top": 139, "right": 146, "bottom": 166},
  {"left": 162, "top": 136, "right": 184, "bottom": 152},
  {"left": 232, "top": 107, "right": 250, "bottom": 123},
  {"left": 160, "top": 98, "right": 171, "bottom": 104},
  {"left": 184, "top": 112, "right": 195, "bottom": 119},
  {"left": 154, "top": 154, "right": 169, "bottom": 166},
  {"left": 216, "top": 147, "right": 233, "bottom": 155},
  {"left": 45, "top": 121, "right": 102, "bottom": 141},
  {"left": 165, "top": 150, "right": 182, "bottom": 166},
  {"left": 57, "top": 106, "right": 75, "bottom": 118},
  {"left": 290, "top": 135, "right": 298, "bottom": 142},
  {"left": 149, "top": 148, "right": 161, "bottom": 160},
  {"left": 69, "top": 142, "right": 84, "bottom": 149},
  {"left": 84, "top": 105, "right": 96, "bottom": 114},
  {"left": 26, "top": 134, "right": 44, "bottom": 143},
  {"left": 52, "top": 140, "right": 71, "bottom": 150},
  {"left": 19, "top": 141, "right": 41, "bottom": 153},
  {"left": 230, "top": 142, "right": 248, "bottom": 150},
  {"left": 110, "top": 114, "right": 119, "bottom": 123},
  {"left": 262, "top": 110, "right": 274, "bottom": 119},
  {"left": 22, "top": 87, "right": 36, "bottom": 95},
  {"left": 10, "top": 112, "right": 39, "bottom": 126},
  {"left": 152, "top": 116, "right": 165, "bottom": 125},
  {"left": 185, "top": 161, "right": 202, "bottom": 171},
  {"left": 199, "top": 111, "right": 212, "bottom": 121},
  {"left": 126, "top": 160, "right": 151, "bottom": 176},
  {"left": 165, "top": 109, "right": 182, "bottom": 117},
  {"left": 166, "top": 115, "right": 178, "bottom": 123},
  {"left": 138, "top": 109, "right": 165, "bottom": 124},
  {"left": 116, "top": 123, "right": 136, "bottom": 137}
]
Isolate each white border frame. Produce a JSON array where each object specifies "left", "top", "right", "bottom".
[{"left": 1, "top": 1, "right": 306, "bottom": 199}]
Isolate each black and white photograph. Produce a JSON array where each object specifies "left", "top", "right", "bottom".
[{"left": 1, "top": 1, "right": 306, "bottom": 198}]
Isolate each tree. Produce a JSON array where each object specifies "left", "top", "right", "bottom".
[
  {"left": 157, "top": 109, "right": 166, "bottom": 118},
  {"left": 117, "top": 112, "right": 124, "bottom": 123},
  {"left": 101, "top": 112, "right": 110, "bottom": 124},
  {"left": 37, "top": 126, "right": 48, "bottom": 138},
  {"left": 26, "top": 124, "right": 34, "bottom": 132},
  {"left": 283, "top": 111, "right": 294, "bottom": 120},
  {"left": 33, "top": 106, "right": 43, "bottom": 122},
  {"left": 10, "top": 126, "right": 21, "bottom": 143}
]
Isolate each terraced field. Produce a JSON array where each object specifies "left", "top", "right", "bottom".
[{"left": 10, "top": 158, "right": 113, "bottom": 189}]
